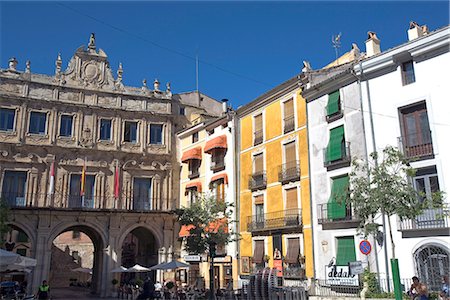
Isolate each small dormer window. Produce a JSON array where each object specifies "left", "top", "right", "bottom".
[{"left": 401, "top": 61, "right": 416, "bottom": 85}]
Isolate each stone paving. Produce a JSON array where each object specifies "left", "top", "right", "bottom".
[{"left": 51, "top": 287, "right": 116, "bottom": 300}]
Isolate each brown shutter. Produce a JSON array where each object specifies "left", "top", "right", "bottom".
[
  {"left": 253, "top": 240, "right": 265, "bottom": 263},
  {"left": 254, "top": 114, "right": 262, "bottom": 132},
  {"left": 254, "top": 153, "right": 264, "bottom": 173},
  {"left": 285, "top": 238, "right": 300, "bottom": 263},
  {"left": 284, "top": 99, "right": 294, "bottom": 118},
  {"left": 285, "top": 187, "right": 298, "bottom": 210},
  {"left": 254, "top": 194, "right": 264, "bottom": 205},
  {"left": 284, "top": 141, "right": 296, "bottom": 164}
]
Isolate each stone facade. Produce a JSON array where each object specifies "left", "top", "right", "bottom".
[{"left": 0, "top": 34, "right": 222, "bottom": 297}]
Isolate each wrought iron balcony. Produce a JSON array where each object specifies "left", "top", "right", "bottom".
[
  {"left": 398, "top": 132, "right": 433, "bottom": 159},
  {"left": 254, "top": 130, "right": 263, "bottom": 146},
  {"left": 247, "top": 209, "right": 302, "bottom": 232},
  {"left": 323, "top": 142, "right": 351, "bottom": 171},
  {"left": 317, "top": 203, "right": 359, "bottom": 230},
  {"left": 283, "top": 115, "right": 295, "bottom": 133},
  {"left": 397, "top": 205, "right": 449, "bottom": 238},
  {"left": 248, "top": 171, "right": 267, "bottom": 191},
  {"left": 284, "top": 265, "right": 306, "bottom": 279},
  {"left": 278, "top": 161, "right": 300, "bottom": 184}
]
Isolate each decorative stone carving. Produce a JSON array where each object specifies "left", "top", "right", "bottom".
[
  {"left": 153, "top": 79, "right": 160, "bottom": 91},
  {"left": 55, "top": 53, "right": 62, "bottom": 77},
  {"left": 25, "top": 61, "right": 31, "bottom": 73},
  {"left": 80, "top": 128, "right": 94, "bottom": 148},
  {"left": 8, "top": 58, "right": 18, "bottom": 71}
]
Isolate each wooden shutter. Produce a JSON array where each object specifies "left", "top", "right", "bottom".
[
  {"left": 253, "top": 240, "right": 265, "bottom": 263},
  {"left": 285, "top": 238, "right": 300, "bottom": 263},
  {"left": 336, "top": 236, "right": 356, "bottom": 265},
  {"left": 254, "top": 194, "right": 264, "bottom": 205},
  {"left": 254, "top": 114, "right": 262, "bottom": 132},
  {"left": 285, "top": 188, "right": 298, "bottom": 210},
  {"left": 284, "top": 99, "right": 294, "bottom": 118},
  {"left": 254, "top": 153, "right": 263, "bottom": 173},
  {"left": 284, "top": 141, "right": 296, "bottom": 164}
]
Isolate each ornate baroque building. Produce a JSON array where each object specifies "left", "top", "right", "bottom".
[{"left": 0, "top": 34, "right": 222, "bottom": 296}]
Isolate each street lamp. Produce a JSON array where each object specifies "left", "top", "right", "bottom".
[{"left": 208, "top": 241, "right": 217, "bottom": 300}]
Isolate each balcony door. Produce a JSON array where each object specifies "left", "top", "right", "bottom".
[
  {"left": 1, "top": 171, "right": 27, "bottom": 207},
  {"left": 400, "top": 102, "right": 432, "bottom": 157},
  {"left": 69, "top": 174, "right": 95, "bottom": 208},
  {"left": 133, "top": 178, "right": 152, "bottom": 210}
]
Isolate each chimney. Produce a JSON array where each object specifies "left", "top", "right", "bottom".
[
  {"left": 365, "top": 31, "right": 381, "bottom": 57},
  {"left": 221, "top": 99, "right": 229, "bottom": 114},
  {"left": 408, "top": 21, "right": 429, "bottom": 41}
]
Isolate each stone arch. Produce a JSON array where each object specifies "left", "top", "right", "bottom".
[
  {"left": 6, "top": 220, "right": 36, "bottom": 250},
  {"left": 47, "top": 221, "right": 108, "bottom": 250},
  {"left": 413, "top": 241, "right": 449, "bottom": 291},
  {"left": 117, "top": 222, "right": 163, "bottom": 251}
]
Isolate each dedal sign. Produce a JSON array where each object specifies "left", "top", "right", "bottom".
[{"left": 325, "top": 266, "right": 359, "bottom": 286}]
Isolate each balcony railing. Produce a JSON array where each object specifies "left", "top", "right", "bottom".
[
  {"left": 247, "top": 209, "right": 302, "bottom": 232},
  {"left": 248, "top": 171, "right": 267, "bottom": 191},
  {"left": 210, "top": 159, "right": 225, "bottom": 171},
  {"left": 323, "top": 142, "right": 351, "bottom": 170},
  {"left": 283, "top": 115, "right": 295, "bottom": 133},
  {"left": 398, "top": 132, "right": 433, "bottom": 159},
  {"left": 254, "top": 130, "right": 263, "bottom": 146},
  {"left": 278, "top": 161, "right": 300, "bottom": 183},
  {"left": 0, "top": 192, "right": 176, "bottom": 211},
  {"left": 284, "top": 265, "right": 306, "bottom": 279},
  {"left": 398, "top": 205, "right": 449, "bottom": 232},
  {"left": 317, "top": 203, "right": 359, "bottom": 229}
]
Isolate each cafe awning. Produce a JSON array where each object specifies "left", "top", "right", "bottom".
[
  {"left": 204, "top": 135, "right": 227, "bottom": 153},
  {"left": 181, "top": 147, "right": 202, "bottom": 163}
]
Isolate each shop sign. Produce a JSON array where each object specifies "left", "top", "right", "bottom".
[
  {"left": 325, "top": 265, "right": 359, "bottom": 286},
  {"left": 184, "top": 255, "right": 202, "bottom": 262},
  {"left": 348, "top": 261, "right": 364, "bottom": 275},
  {"left": 213, "top": 256, "right": 231, "bottom": 263}
]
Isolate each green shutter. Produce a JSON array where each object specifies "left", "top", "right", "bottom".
[
  {"left": 327, "top": 176, "right": 349, "bottom": 220},
  {"left": 326, "top": 126, "right": 345, "bottom": 162},
  {"left": 336, "top": 236, "right": 356, "bottom": 266},
  {"left": 327, "top": 91, "right": 340, "bottom": 116}
]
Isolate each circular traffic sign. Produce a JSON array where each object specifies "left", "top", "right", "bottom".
[{"left": 359, "top": 240, "right": 372, "bottom": 255}]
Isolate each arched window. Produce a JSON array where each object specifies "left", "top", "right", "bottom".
[{"left": 414, "top": 244, "right": 449, "bottom": 291}]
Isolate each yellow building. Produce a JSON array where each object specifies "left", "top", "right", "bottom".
[{"left": 237, "top": 76, "right": 313, "bottom": 283}]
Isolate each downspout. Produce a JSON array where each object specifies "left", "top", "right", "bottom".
[
  {"left": 352, "top": 63, "right": 381, "bottom": 283},
  {"left": 358, "top": 61, "right": 391, "bottom": 292},
  {"left": 303, "top": 87, "right": 316, "bottom": 280},
  {"left": 233, "top": 111, "right": 241, "bottom": 288}
]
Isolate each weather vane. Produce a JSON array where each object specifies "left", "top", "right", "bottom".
[{"left": 332, "top": 33, "right": 342, "bottom": 61}]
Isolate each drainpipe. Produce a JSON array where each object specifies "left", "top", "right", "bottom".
[
  {"left": 233, "top": 110, "right": 241, "bottom": 289},
  {"left": 352, "top": 65, "right": 381, "bottom": 283},
  {"left": 357, "top": 61, "right": 391, "bottom": 292}
]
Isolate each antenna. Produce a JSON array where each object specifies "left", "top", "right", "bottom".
[
  {"left": 332, "top": 33, "right": 342, "bottom": 62},
  {"left": 195, "top": 49, "right": 199, "bottom": 92}
]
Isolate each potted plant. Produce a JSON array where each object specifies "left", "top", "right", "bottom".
[
  {"left": 111, "top": 278, "right": 119, "bottom": 297},
  {"left": 263, "top": 255, "right": 270, "bottom": 263}
]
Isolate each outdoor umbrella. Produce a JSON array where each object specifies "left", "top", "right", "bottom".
[
  {"left": 111, "top": 266, "right": 128, "bottom": 273},
  {"left": 150, "top": 260, "right": 190, "bottom": 270},
  {"left": 0, "top": 249, "right": 37, "bottom": 272},
  {"left": 124, "top": 264, "right": 151, "bottom": 273},
  {"left": 71, "top": 267, "right": 92, "bottom": 274}
]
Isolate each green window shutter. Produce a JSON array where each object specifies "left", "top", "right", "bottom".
[
  {"left": 327, "top": 176, "right": 349, "bottom": 220},
  {"left": 327, "top": 91, "right": 340, "bottom": 116},
  {"left": 336, "top": 236, "right": 356, "bottom": 265},
  {"left": 326, "top": 126, "right": 345, "bottom": 162}
]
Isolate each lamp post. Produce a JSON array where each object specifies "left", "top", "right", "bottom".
[{"left": 209, "top": 241, "right": 216, "bottom": 300}]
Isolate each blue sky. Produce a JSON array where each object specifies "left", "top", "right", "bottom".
[{"left": 1, "top": 1, "right": 448, "bottom": 108}]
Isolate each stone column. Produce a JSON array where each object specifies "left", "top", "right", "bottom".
[{"left": 32, "top": 230, "right": 52, "bottom": 295}]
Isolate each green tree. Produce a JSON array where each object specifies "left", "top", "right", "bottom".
[{"left": 0, "top": 199, "right": 9, "bottom": 248}]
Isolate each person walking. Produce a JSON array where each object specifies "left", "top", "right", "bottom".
[
  {"left": 36, "top": 280, "right": 50, "bottom": 300},
  {"left": 409, "top": 276, "right": 429, "bottom": 300}
]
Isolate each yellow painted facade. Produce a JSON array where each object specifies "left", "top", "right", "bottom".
[{"left": 238, "top": 85, "right": 314, "bottom": 279}]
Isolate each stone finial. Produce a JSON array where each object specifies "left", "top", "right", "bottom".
[
  {"left": 166, "top": 82, "right": 171, "bottom": 92},
  {"left": 25, "top": 60, "right": 31, "bottom": 73},
  {"left": 8, "top": 57, "right": 18, "bottom": 71},
  {"left": 142, "top": 79, "right": 149, "bottom": 93},
  {"left": 55, "top": 53, "right": 62, "bottom": 76},
  {"left": 142, "top": 79, "right": 147, "bottom": 87},
  {"left": 302, "top": 61, "right": 311, "bottom": 73},
  {"left": 117, "top": 62, "right": 123, "bottom": 82},
  {"left": 88, "top": 33, "right": 96, "bottom": 51},
  {"left": 351, "top": 43, "right": 361, "bottom": 58},
  {"left": 154, "top": 78, "right": 160, "bottom": 91}
]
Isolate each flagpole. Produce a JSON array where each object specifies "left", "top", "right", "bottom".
[
  {"left": 81, "top": 157, "right": 86, "bottom": 208},
  {"left": 48, "top": 161, "right": 55, "bottom": 205}
]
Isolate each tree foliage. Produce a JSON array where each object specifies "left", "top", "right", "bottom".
[
  {"left": 348, "top": 146, "right": 443, "bottom": 256},
  {"left": 0, "top": 199, "right": 9, "bottom": 248},
  {"left": 176, "top": 194, "right": 236, "bottom": 256}
]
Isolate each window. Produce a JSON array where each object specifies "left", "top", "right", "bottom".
[
  {"left": 414, "top": 166, "right": 439, "bottom": 201},
  {"left": 17, "top": 231, "right": 28, "bottom": 242},
  {"left": 1, "top": 171, "right": 27, "bottom": 207},
  {"left": 283, "top": 98, "right": 295, "bottom": 133},
  {"left": 187, "top": 188, "right": 198, "bottom": 205},
  {"left": 325, "top": 125, "right": 346, "bottom": 163},
  {"left": 188, "top": 159, "right": 200, "bottom": 178},
  {"left": 211, "top": 179, "right": 225, "bottom": 202},
  {"left": 401, "top": 61, "right": 416, "bottom": 85},
  {"left": 414, "top": 244, "right": 449, "bottom": 291},
  {"left": 59, "top": 115, "right": 73, "bottom": 137},
  {"left": 68, "top": 174, "right": 95, "bottom": 208},
  {"left": 99, "top": 119, "right": 112, "bottom": 141},
  {"left": 335, "top": 236, "right": 356, "bottom": 266},
  {"left": 150, "top": 124, "right": 163, "bottom": 144},
  {"left": 133, "top": 177, "right": 152, "bottom": 210},
  {"left": 16, "top": 249, "right": 27, "bottom": 257},
  {"left": 326, "top": 90, "right": 342, "bottom": 120},
  {"left": 253, "top": 240, "right": 265, "bottom": 265},
  {"left": 124, "top": 121, "right": 137, "bottom": 143},
  {"left": 211, "top": 149, "right": 225, "bottom": 171},
  {"left": 72, "top": 231, "right": 81, "bottom": 239},
  {"left": 285, "top": 187, "right": 298, "bottom": 210},
  {"left": 253, "top": 153, "right": 264, "bottom": 174},
  {"left": 192, "top": 132, "right": 199, "bottom": 143},
  {"left": 327, "top": 175, "right": 349, "bottom": 220},
  {"left": 29, "top": 111, "right": 47, "bottom": 135},
  {"left": 285, "top": 238, "right": 300, "bottom": 264},
  {"left": 254, "top": 114, "right": 263, "bottom": 145},
  {"left": 179, "top": 107, "right": 185, "bottom": 115},
  {"left": 0, "top": 108, "right": 15, "bottom": 131},
  {"left": 400, "top": 102, "right": 432, "bottom": 158},
  {"left": 254, "top": 195, "right": 264, "bottom": 228}
]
